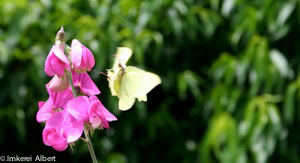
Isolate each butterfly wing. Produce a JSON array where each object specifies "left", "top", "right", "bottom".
[
  {"left": 122, "top": 66, "right": 161, "bottom": 98},
  {"left": 107, "top": 70, "right": 117, "bottom": 96},
  {"left": 113, "top": 47, "right": 132, "bottom": 74},
  {"left": 118, "top": 94, "right": 136, "bottom": 111}
]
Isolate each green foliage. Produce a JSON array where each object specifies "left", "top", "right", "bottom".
[{"left": 1, "top": 0, "right": 300, "bottom": 162}]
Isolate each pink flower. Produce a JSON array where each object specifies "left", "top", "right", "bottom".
[
  {"left": 88, "top": 96, "right": 117, "bottom": 128},
  {"left": 36, "top": 85, "right": 74, "bottom": 123},
  {"left": 71, "top": 39, "right": 95, "bottom": 73},
  {"left": 42, "top": 110, "right": 84, "bottom": 151},
  {"left": 72, "top": 70, "right": 100, "bottom": 96},
  {"left": 45, "top": 45, "right": 70, "bottom": 77},
  {"left": 67, "top": 96, "right": 117, "bottom": 129},
  {"left": 47, "top": 75, "right": 70, "bottom": 92}
]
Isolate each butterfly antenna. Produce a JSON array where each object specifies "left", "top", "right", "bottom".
[{"left": 99, "top": 72, "right": 110, "bottom": 79}]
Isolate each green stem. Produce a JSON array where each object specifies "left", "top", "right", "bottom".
[
  {"left": 67, "top": 71, "right": 98, "bottom": 163},
  {"left": 84, "top": 125, "right": 98, "bottom": 163},
  {"left": 67, "top": 71, "right": 77, "bottom": 97}
]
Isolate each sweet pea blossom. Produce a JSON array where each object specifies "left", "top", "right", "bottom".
[
  {"left": 37, "top": 85, "right": 74, "bottom": 123},
  {"left": 72, "top": 70, "right": 100, "bottom": 96},
  {"left": 45, "top": 45, "right": 70, "bottom": 77},
  {"left": 67, "top": 96, "right": 117, "bottom": 129},
  {"left": 42, "top": 110, "right": 83, "bottom": 151},
  {"left": 71, "top": 39, "right": 95, "bottom": 73},
  {"left": 48, "top": 75, "right": 69, "bottom": 92},
  {"left": 38, "top": 27, "right": 118, "bottom": 160}
]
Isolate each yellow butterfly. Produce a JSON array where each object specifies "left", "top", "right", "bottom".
[{"left": 107, "top": 47, "right": 161, "bottom": 111}]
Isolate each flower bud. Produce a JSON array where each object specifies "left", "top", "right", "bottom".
[{"left": 55, "top": 26, "right": 66, "bottom": 52}]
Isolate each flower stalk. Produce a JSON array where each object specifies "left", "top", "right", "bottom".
[
  {"left": 84, "top": 125, "right": 98, "bottom": 163},
  {"left": 67, "top": 70, "right": 98, "bottom": 163},
  {"left": 64, "top": 28, "right": 98, "bottom": 162},
  {"left": 67, "top": 71, "right": 77, "bottom": 97}
]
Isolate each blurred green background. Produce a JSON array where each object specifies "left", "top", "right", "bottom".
[{"left": 1, "top": 0, "right": 300, "bottom": 162}]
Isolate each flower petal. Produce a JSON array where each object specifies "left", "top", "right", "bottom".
[
  {"left": 44, "top": 48, "right": 55, "bottom": 76},
  {"left": 48, "top": 132, "right": 68, "bottom": 151},
  {"left": 42, "top": 128, "right": 56, "bottom": 146},
  {"left": 89, "top": 116, "right": 101, "bottom": 129},
  {"left": 43, "top": 110, "right": 80, "bottom": 151},
  {"left": 48, "top": 75, "right": 70, "bottom": 92},
  {"left": 52, "top": 89, "right": 74, "bottom": 109},
  {"left": 66, "top": 96, "right": 90, "bottom": 122},
  {"left": 71, "top": 70, "right": 80, "bottom": 86},
  {"left": 44, "top": 46, "right": 70, "bottom": 77},
  {"left": 71, "top": 39, "right": 95, "bottom": 72},
  {"left": 89, "top": 99, "right": 116, "bottom": 129},
  {"left": 97, "top": 103, "right": 117, "bottom": 122},
  {"left": 88, "top": 95, "right": 98, "bottom": 102},
  {"left": 94, "top": 109, "right": 109, "bottom": 128},
  {"left": 38, "top": 101, "right": 45, "bottom": 110},
  {"left": 44, "top": 111, "right": 66, "bottom": 131},
  {"left": 71, "top": 39, "right": 83, "bottom": 70},
  {"left": 79, "top": 73, "right": 100, "bottom": 95},
  {"left": 89, "top": 96, "right": 117, "bottom": 122},
  {"left": 36, "top": 97, "right": 54, "bottom": 123},
  {"left": 49, "top": 55, "right": 68, "bottom": 76},
  {"left": 82, "top": 44, "right": 95, "bottom": 71},
  {"left": 52, "top": 45, "right": 70, "bottom": 66},
  {"left": 62, "top": 115, "right": 84, "bottom": 143}
]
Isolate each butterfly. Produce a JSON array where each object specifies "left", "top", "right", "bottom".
[{"left": 107, "top": 47, "right": 161, "bottom": 111}]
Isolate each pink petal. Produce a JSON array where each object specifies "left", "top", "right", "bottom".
[
  {"left": 49, "top": 55, "right": 68, "bottom": 76},
  {"left": 88, "top": 99, "right": 116, "bottom": 129},
  {"left": 97, "top": 103, "right": 117, "bottom": 122},
  {"left": 44, "top": 111, "right": 66, "bottom": 131},
  {"left": 52, "top": 89, "right": 74, "bottom": 109},
  {"left": 88, "top": 95, "right": 98, "bottom": 102},
  {"left": 48, "top": 132, "right": 68, "bottom": 151},
  {"left": 88, "top": 101, "right": 107, "bottom": 128},
  {"left": 89, "top": 96, "right": 117, "bottom": 122},
  {"left": 42, "top": 128, "right": 56, "bottom": 146},
  {"left": 71, "top": 39, "right": 83, "bottom": 70},
  {"left": 48, "top": 75, "right": 70, "bottom": 92},
  {"left": 36, "top": 97, "right": 54, "bottom": 123},
  {"left": 38, "top": 102, "right": 45, "bottom": 110},
  {"left": 66, "top": 96, "right": 90, "bottom": 122},
  {"left": 71, "top": 70, "right": 80, "bottom": 86},
  {"left": 37, "top": 85, "right": 74, "bottom": 123},
  {"left": 52, "top": 45, "right": 70, "bottom": 66},
  {"left": 37, "top": 86, "right": 54, "bottom": 123},
  {"left": 62, "top": 115, "right": 84, "bottom": 143},
  {"left": 44, "top": 46, "right": 70, "bottom": 77},
  {"left": 44, "top": 48, "right": 55, "bottom": 76},
  {"left": 43, "top": 110, "right": 82, "bottom": 150},
  {"left": 94, "top": 109, "right": 109, "bottom": 128},
  {"left": 71, "top": 71, "right": 100, "bottom": 95},
  {"left": 47, "top": 109, "right": 84, "bottom": 143},
  {"left": 82, "top": 45, "right": 95, "bottom": 71},
  {"left": 71, "top": 39, "right": 95, "bottom": 72},
  {"left": 79, "top": 73, "right": 100, "bottom": 95},
  {"left": 89, "top": 116, "right": 102, "bottom": 129}
]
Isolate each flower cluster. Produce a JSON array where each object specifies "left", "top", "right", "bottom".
[{"left": 37, "top": 27, "right": 117, "bottom": 151}]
